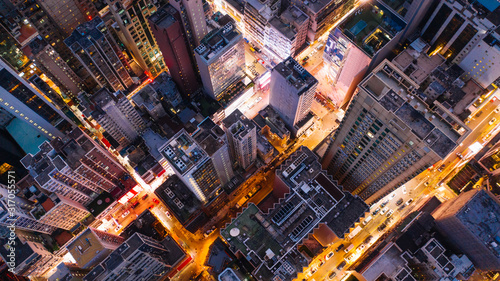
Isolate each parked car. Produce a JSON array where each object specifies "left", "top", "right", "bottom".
[
  {"left": 142, "top": 194, "right": 149, "bottom": 200},
  {"left": 372, "top": 208, "right": 381, "bottom": 216},
  {"left": 121, "top": 210, "right": 130, "bottom": 218},
  {"left": 406, "top": 198, "right": 414, "bottom": 206},
  {"left": 396, "top": 198, "right": 404, "bottom": 206},
  {"left": 489, "top": 118, "right": 497, "bottom": 125},
  {"left": 337, "top": 261, "right": 346, "bottom": 270},
  {"left": 328, "top": 271, "right": 337, "bottom": 279},
  {"left": 325, "top": 251, "right": 334, "bottom": 260},
  {"left": 335, "top": 244, "right": 345, "bottom": 252}
]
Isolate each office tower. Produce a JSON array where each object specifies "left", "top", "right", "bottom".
[
  {"left": 322, "top": 60, "right": 470, "bottom": 204},
  {"left": 131, "top": 85, "right": 168, "bottom": 121},
  {"left": 106, "top": 0, "right": 165, "bottom": 77},
  {"left": 0, "top": 184, "right": 58, "bottom": 234},
  {"left": 221, "top": 147, "right": 368, "bottom": 281},
  {"left": 84, "top": 233, "right": 186, "bottom": 281},
  {"left": 28, "top": 38, "right": 85, "bottom": 98},
  {"left": 0, "top": 236, "right": 62, "bottom": 278},
  {"left": 193, "top": 118, "right": 234, "bottom": 185},
  {"left": 264, "top": 6, "right": 309, "bottom": 62},
  {"left": 269, "top": 57, "right": 317, "bottom": 135},
  {"left": 421, "top": 0, "right": 499, "bottom": 64},
  {"left": 194, "top": 23, "right": 246, "bottom": 101},
  {"left": 148, "top": 6, "right": 200, "bottom": 98},
  {"left": 293, "top": 0, "right": 355, "bottom": 42},
  {"left": 21, "top": 128, "right": 130, "bottom": 204},
  {"left": 28, "top": 193, "right": 90, "bottom": 230},
  {"left": 48, "top": 263, "right": 91, "bottom": 281},
  {"left": 159, "top": 129, "right": 221, "bottom": 203},
  {"left": 169, "top": 0, "right": 208, "bottom": 46},
  {"left": 244, "top": 0, "right": 281, "bottom": 48},
  {"left": 323, "top": 1, "right": 406, "bottom": 107},
  {"left": 222, "top": 109, "right": 257, "bottom": 170},
  {"left": 65, "top": 17, "right": 134, "bottom": 92},
  {"left": 432, "top": 189, "right": 500, "bottom": 270},
  {"left": 459, "top": 33, "right": 500, "bottom": 88},
  {"left": 66, "top": 227, "right": 124, "bottom": 269},
  {"left": 0, "top": 60, "right": 75, "bottom": 140},
  {"left": 90, "top": 88, "right": 146, "bottom": 147},
  {"left": 154, "top": 175, "right": 207, "bottom": 233}
]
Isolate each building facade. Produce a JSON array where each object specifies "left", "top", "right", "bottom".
[{"left": 222, "top": 109, "right": 257, "bottom": 170}]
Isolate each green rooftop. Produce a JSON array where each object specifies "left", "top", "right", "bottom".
[{"left": 339, "top": 1, "right": 406, "bottom": 57}]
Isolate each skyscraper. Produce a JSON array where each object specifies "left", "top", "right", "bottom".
[
  {"left": 28, "top": 193, "right": 90, "bottom": 230},
  {"left": 21, "top": 128, "right": 130, "bottom": 204},
  {"left": 269, "top": 57, "right": 317, "bottom": 135},
  {"left": 322, "top": 60, "right": 470, "bottom": 204},
  {"left": 0, "top": 60, "right": 75, "bottom": 141},
  {"left": 148, "top": 5, "right": 201, "bottom": 97},
  {"left": 194, "top": 23, "right": 246, "bottom": 101},
  {"left": 107, "top": 0, "right": 166, "bottom": 77},
  {"left": 159, "top": 129, "right": 221, "bottom": 203},
  {"left": 170, "top": 0, "right": 208, "bottom": 46},
  {"left": 222, "top": 109, "right": 257, "bottom": 170},
  {"left": 65, "top": 17, "right": 134, "bottom": 92},
  {"left": 243, "top": 0, "right": 281, "bottom": 48},
  {"left": 90, "top": 88, "right": 145, "bottom": 147},
  {"left": 34, "top": 0, "right": 96, "bottom": 37},
  {"left": 84, "top": 233, "right": 186, "bottom": 281},
  {"left": 432, "top": 189, "right": 500, "bottom": 270}
]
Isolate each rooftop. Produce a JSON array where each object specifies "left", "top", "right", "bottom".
[
  {"left": 273, "top": 57, "right": 318, "bottom": 94},
  {"left": 253, "top": 106, "right": 291, "bottom": 139},
  {"left": 149, "top": 71, "right": 182, "bottom": 104},
  {"left": 147, "top": 4, "right": 177, "bottom": 28},
  {"left": 361, "top": 60, "right": 469, "bottom": 159},
  {"left": 269, "top": 17, "right": 296, "bottom": 40},
  {"left": 280, "top": 5, "right": 309, "bottom": 26},
  {"left": 66, "top": 228, "right": 123, "bottom": 268},
  {"left": 339, "top": 1, "right": 406, "bottom": 57},
  {"left": 223, "top": 109, "right": 256, "bottom": 141},
  {"left": 322, "top": 192, "right": 369, "bottom": 238},
  {"left": 141, "top": 129, "right": 168, "bottom": 161},
  {"left": 131, "top": 85, "right": 162, "bottom": 112},
  {"left": 192, "top": 118, "right": 226, "bottom": 157},
  {"left": 64, "top": 17, "right": 105, "bottom": 51},
  {"left": 392, "top": 42, "right": 445, "bottom": 85},
  {"left": 159, "top": 129, "right": 208, "bottom": 174},
  {"left": 154, "top": 175, "right": 204, "bottom": 226},
  {"left": 195, "top": 23, "right": 242, "bottom": 62}
]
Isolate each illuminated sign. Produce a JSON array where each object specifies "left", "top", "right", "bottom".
[{"left": 118, "top": 185, "right": 143, "bottom": 204}]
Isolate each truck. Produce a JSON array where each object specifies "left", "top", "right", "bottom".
[
  {"left": 362, "top": 215, "right": 373, "bottom": 226},
  {"left": 344, "top": 243, "right": 354, "bottom": 253},
  {"left": 347, "top": 226, "right": 363, "bottom": 240}
]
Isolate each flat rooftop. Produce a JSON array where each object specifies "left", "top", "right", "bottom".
[
  {"left": 362, "top": 244, "right": 409, "bottom": 281},
  {"left": 131, "top": 85, "right": 161, "bottom": 111},
  {"left": 64, "top": 17, "right": 105, "bottom": 51},
  {"left": 160, "top": 129, "right": 208, "bottom": 174},
  {"left": 195, "top": 23, "right": 241, "bottom": 63},
  {"left": 148, "top": 4, "right": 177, "bottom": 28},
  {"left": 274, "top": 57, "right": 317, "bottom": 94},
  {"left": 392, "top": 46, "right": 445, "bottom": 85},
  {"left": 269, "top": 17, "right": 296, "bottom": 40},
  {"left": 223, "top": 109, "right": 256, "bottom": 141},
  {"left": 339, "top": 1, "right": 406, "bottom": 57},
  {"left": 253, "top": 106, "right": 290, "bottom": 139},
  {"left": 361, "top": 60, "right": 468, "bottom": 159},
  {"left": 280, "top": 5, "right": 309, "bottom": 26},
  {"left": 192, "top": 118, "right": 226, "bottom": 157}
]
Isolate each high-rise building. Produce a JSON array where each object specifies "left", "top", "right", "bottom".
[
  {"left": 264, "top": 5, "right": 309, "bottom": 62},
  {"left": 243, "top": 0, "right": 281, "bottom": 48},
  {"left": 432, "top": 189, "right": 500, "bottom": 270},
  {"left": 0, "top": 184, "right": 58, "bottom": 234},
  {"left": 28, "top": 193, "right": 90, "bottom": 230},
  {"left": 28, "top": 38, "right": 85, "bottom": 98},
  {"left": 269, "top": 57, "right": 317, "bottom": 135},
  {"left": 148, "top": 5, "right": 201, "bottom": 98},
  {"left": 84, "top": 233, "right": 186, "bottom": 281},
  {"left": 323, "top": 1, "right": 407, "bottom": 107},
  {"left": 66, "top": 227, "right": 124, "bottom": 269},
  {"left": 322, "top": 60, "right": 470, "bottom": 204},
  {"left": 193, "top": 117, "right": 234, "bottom": 185},
  {"left": 0, "top": 60, "right": 75, "bottom": 140},
  {"left": 221, "top": 147, "right": 368, "bottom": 281},
  {"left": 48, "top": 263, "right": 91, "bottom": 281},
  {"left": 222, "top": 109, "right": 257, "bottom": 170},
  {"left": 90, "top": 88, "right": 145, "bottom": 147},
  {"left": 21, "top": 128, "right": 130, "bottom": 204},
  {"left": 0, "top": 236, "right": 62, "bottom": 278},
  {"left": 169, "top": 0, "right": 208, "bottom": 46},
  {"left": 194, "top": 23, "right": 246, "bottom": 101},
  {"left": 459, "top": 33, "right": 500, "bottom": 88},
  {"left": 421, "top": 0, "right": 500, "bottom": 65},
  {"left": 159, "top": 129, "right": 221, "bottom": 203},
  {"left": 149, "top": 71, "right": 183, "bottom": 108},
  {"left": 34, "top": 0, "right": 96, "bottom": 37},
  {"left": 292, "top": 0, "right": 356, "bottom": 42},
  {"left": 65, "top": 17, "right": 134, "bottom": 92},
  {"left": 107, "top": 0, "right": 166, "bottom": 77}
]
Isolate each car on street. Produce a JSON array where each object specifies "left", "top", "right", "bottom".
[
  {"left": 328, "top": 271, "right": 337, "bottom": 279},
  {"left": 148, "top": 205, "right": 154, "bottom": 210},
  {"left": 337, "top": 261, "right": 346, "bottom": 270},
  {"left": 142, "top": 194, "right": 148, "bottom": 200},
  {"left": 132, "top": 201, "right": 140, "bottom": 208},
  {"left": 122, "top": 210, "right": 130, "bottom": 218},
  {"left": 325, "top": 251, "right": 334, "bottom": 260},
  {"left": 356, "top": 244, "right": 365, "bottom": 252},
  {"left": 310, "top": 267, "right": 317, "bottom": 275},
  {"left": 372, "top": 208, "right": 381, "bottom": 216},
  {"left": 335, "top": 244, "right": 345, "bottom": 252},
  {"left": 165, "top": 211, "right": 172, "bottom": 218},
  {"left": 396, "top": 198, "right": 404, "bottom": 206},
  {"left": 386, "top": 210, "right": 394, "bottom": 217},
  {"left": 495, "top": 107, "right": 500, "bottom": 113},
  {"left": 406, "top": 198, "right": 414, "bottom": 206},
  {"left": 153, "top": 198, "right": 160, "bottom": 204},
  {"left": 380, "top": 207, "right": 388, "bottom": 215},
  {"left": 380, "top": 200, "right": 389, "bottom": 208},
  {"left": 319, "top": 260, "right": 325, "bottom": 267},
  {"left": 490, "top": 118, "right": 497, "bottom": 125}
]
